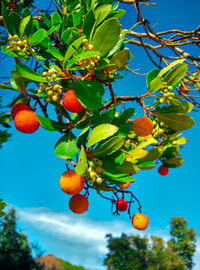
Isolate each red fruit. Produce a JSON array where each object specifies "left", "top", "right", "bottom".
[
  {"left": 14, "top": 110, "right": 40, "bottom": 134},
  {"left": 78, "top": 28, "right": 83, "bottom": 34},
  {"left": 158, "top": 165, "right": 169, "bottom": 176},
  {"left": 9, "top": 3, "right": 15, "bottom": 9},
  {"left": 63, "top": 89, "right": 85, "bottom": 113},
  {"left": 115, "top": 199, "right": 128, "bottom": 212},
  {"left": 11, "top": 103, "right": 31, "bottom": 119},
  {"left": 180, "top": 86, "right": 187, "bottom": 94},
  {"left": 69, "top": 194, "right": 89, "bottom": 214}
]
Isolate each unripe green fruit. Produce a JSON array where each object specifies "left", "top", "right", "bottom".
[
  {"left": 47, "top": 76, "right": 51, "bottom": 81},
  {"left": 45, "top": 98, "right": 51, "bottom": 103},
  {"left": 159, "top": 98, "right": 164, "bottom": 103},
  {"left": 90, "top": 172, "right": 96, "bottom": 178},
  {"left": 96, "top": 160, "right": 102, "bottom": 166},
  {"left": 17, "top": 41, "right": 23, "bottom": 46},
  {"left": 54, "top": 84, "right": 60, "bottom": 90},
  {"left": 96, "top": 178, "right": 103, "bottom": 184},
  {"left": 90, "top": 161, "right": 94, "bottom": 167},
  {"left": 52, "top": 95, "right": 58, "bottom": 101},
  {"left": 168, "top": 86, "right": 173, "bottom": 90},
  {"left": 52, "top": 74, "right": 57, "bottom": 80},
  {"left": 96, "top": 167, "right": 102, "bottom": 173},
  {"left": 13, "top": 35, "right": 19, "bottom": 40},
  {"left": 42, "top": 71, "right": 48, "bottom": 77},
  {"left": 48, "top": 70, "right": 54, "bottom": 75},
  {"left": 87, "top": 167, "right": 92, "bottom": 173},
  {"left": 88, "top": 44, "right": 94, "bottom": 51}
]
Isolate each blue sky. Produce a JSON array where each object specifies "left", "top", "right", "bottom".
[{"left": 0, "top": 0, "right": 200, "bottom": 269}]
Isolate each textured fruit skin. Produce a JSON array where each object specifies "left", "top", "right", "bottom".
[
  {"left": 69, "top": 194, "right": 89, "bottom": 214},
  {"left": 11, "top": 103, "right": 31, "bottom": 119},
  {"left": 9, "top": 3, "right": 15, "bottom": 9},
  {"left": 118, "top": 182, "right": 130, "bottom": 190},
  {"left": 63, "top": 89, "right": 85, "bottom": 113},
  {"left": 60, "top": 170, "right": 85, "bottom": 195},
  {"left": 14, "top": 110, "right": 40, "bottom": 134},
  {"left": 115, "top": 199, "right": 128, "bottom": 212},
  {"left": 180, "top": 86, "right": 187, "bottom": 94},
  {"left": 132, "top": 213, "right": 149, "bottom": 230},
  {"left": 132, "top": 116, "right": 154, "bottom": 137},
  {"left": 158, "top": 165, "right": 169, "bottom": 176}
]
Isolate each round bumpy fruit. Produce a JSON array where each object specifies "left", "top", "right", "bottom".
[
  {"left": 60, "top": 170, "right": 85, "bottom": 195},
  {"left": 14, "top": 110, "right": 40, "bottom": 134},
  {"left": 63, "top": 89, "right": 85, "bottom": 113},
  {"left": 69, "top": 194, "right": 89, "bottom": 214},
  {"left": 11, "top": 103, "right": 31, "bottom": 119},
  {"left": 118, "top": 182, "right": 131, "bottom": 190},
  {"left": 132, "top": 213, "right": 149, "bottom": 231},
  {"left": 158, "top": 165, "right": 169, "bottom": 176},
  {"left": 132, "top": 116, "right": 154, "bottom": 137},
  {"left": 115, "top": 199, "right": 128, "bottom": 212}
]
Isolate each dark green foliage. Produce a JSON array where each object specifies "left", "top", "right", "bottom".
[
  {"left": 168, "top": 217, "right": 197, "bottom": 269},
  {"left": 0, "top": 208, "right": 44, "bottom": 270},
  {"left": 104, "top": 217, "right": 197, "bottom": 270}
]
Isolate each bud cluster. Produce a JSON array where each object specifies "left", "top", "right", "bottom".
[
  {"left": 124, "top": 139, "right": 137, "bottom": 151},
  {"left": 6, "top": 35, "right": 29, "bottom": 60},
  {"left": 85, "top": 159, "right": 105, "bottom": 184},
  {"left": 152, "top": 120, "right": 165, "bottom": 138},
  {"left": 81, "top": 39, "right": 100, "bottom": 70},
  {"left": 38, "top": 70, "right": 63, "bottom": 103}
]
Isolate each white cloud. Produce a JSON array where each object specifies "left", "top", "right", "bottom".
[{"left": 16, "top": 207, "right": 200, "bottom": 270}]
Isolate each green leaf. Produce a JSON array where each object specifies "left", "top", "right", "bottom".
[
  {"left": 125, "top": 148, "right": 148, "bottom": 162},
  {"left": 83, "top": 10, "right": 95, "bottom": 39},
  {"left": 74, "top": 80, "right": 104, "bottom": 111},
  {"left": 37, "top": 115, "right": 67, "bottom": 131},
  {"left": 9, "top": 12, "right": 21, "bottom": 36},
  {"left": 154, "top": 112, "right": 195, "bottom": 131},
  {"left": 46, "top": 45, "right": 64, "bottom": 61},
  {"left": 158, "top": 59, "right": 185, "bottom": 78},
  {"left": 16, "top": 63, "right": 47, "bottom": 82},
  {"left": 93, "top": 135, "right": 125, "bottom": 157},
  {"left": 29, "top": 29, "right": 46, "bottom": 45},
  {"left": 72, "top": 11, "right": 81, "bottom": 27},
  {"left": 94, "top": 4, "right": 112, "bottom": 26},
  {"left": 51, "top": 12, "right": 61, "bottom": 25},
  {"left": 92, "top": 18, "right": 120, "bottom": 57},
  {"left": 102, "top": 173, "right": 133, "bottom": 185},
  {"left": 116, "top": 161, "right": 140, "bottom": 175},
  {"left": 2, "top": 45, "right": 18, "bottom": 57},
  {"left": 137, "top": 148, "right": 162, "bottom": 162},
  {"left": 163, "top": 157, "right": 184, "bottom": 168},
  {"left": 0, "top": 83, "right": 17, "bottom": 91},
  {"left": 61, "top": 28, "right": 78, "bottom": 44},
  {"left": 54, "top": 132, "right": 79, "bottom": 159},
  {"left": 12, "top": 71, "right": 29, "bottom": 90},
  {"left": 63, "top": 36, "right": 86, "bottom": 68},
  {"left": 75, "top": 146, "right": 88, "bottom": 175},
  {"left": 87, "top": 124, "right": 119, "bottom": 148},
  {"left": 148, "top": 77, "right": 164, "bottom": 94},
  {"left": 164, "top": 64, "right": 188, "bottom": 86},
  {"left": 111, "top": 50, "right": 129, "bottom": 70},
  {"left": 146, "top": 69, "right": 160, "bottom": 87},
  {"left": 137, "top": 161, "right": 156, "bottom": 170},
  {"left": 182, "top": 101, "right": 194, "bottom": 113},
  {"left": 2, "top": 4, "right": 13, "bottom": 35},
  {"left": 116, "top": 108, "right": 135, "bottom": 124},
  {"left": 39, "top": 13, "right": 52, "bottom": 27},
  {"left": 19, "top": 15, "right": 31, "bottom": 39}
]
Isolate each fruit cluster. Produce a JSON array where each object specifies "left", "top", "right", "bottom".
[
  {"left": 152, "top": 120, "right": 165, "bottom": 138},
  {"left": 11, "top": 103, "right": 40, "bottom": 134},
  {"left": 85, "top": 159, "right": 105, "bottom": 184},
  {"left": 7, "top": 35, "right": 29, "bottom": 60},
  {"left": 81, "top": 39, "right": 100, "bottom": 70},
  {"left": 39, "top": 70, "right": 63, "bottom": 102}
]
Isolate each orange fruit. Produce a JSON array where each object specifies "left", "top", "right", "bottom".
[
  {"left": 132, "top": 213, "right": 149, "bottom": 230},
  {"left": 118, "top": 182, "right": 131, "bottom": 190},
  {"left": 14, "top": 110, "right": 40, "bottom": 134},
  {"left": 69, "top": 194, "right": 89, "bottom": 214},
  {"left": 60, "top": 170, "right": 85, "bottom": 195},
  {"left": 63, "top": 89, "right": 85, "bottom": 113},
  {"left": 132, "top": 116, "right": 154, "bottom": 137},
  {"left": 11, "top": 103, "right": 31, "bottom": 119}
]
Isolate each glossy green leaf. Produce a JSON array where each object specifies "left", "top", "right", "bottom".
[
  {"left": 116, "top": 161, "right": 140, "bottom": 175},
  {"left": 0, "top": 83, "right": 17, "bottom": 91},
  {"left": 148, "top": 77, "right": 164, "bottom": 94},
  {"left": 146, "top": 69, "right": 160, "bottom": 87},
  {"left": 164, "top": 64, "right": 188, "bottom": 86},
  {"left": 54, "top": 132, "right": 79, "bottom": 159},
  {"left": 16, "top": 63, "right": 47, "bottom": 82},
  {"left": 116, "top": 108, "right": 135, "bottom": 124},
  {"left": 2, "top": 4, "right": 13, "bottom": 35},
  {"left": 51, "top": 12, "right": 61, "bottom": 25},
  {"left": 158, "top": 59, "right": 185, "bottom": 78},
  {"left": 74, "top": 80, "right": 104, "bottom": 111},
  {"left": 137, "top": 161, "right": 156, "bottom": 170},
  {"left": 39, "top": 13, "right": 52, "bottom": 27},
  {"left": 83, "top": 10, "right": 95, "bottom": 39},
  {"left": 19, "top": 15, "right": 31, "bottom": 38},
  {"left": 92, "top": 18, "right": 120, "bottom": 57},
  {"left": 29, "top": 29, "right": 46, "bottom": 45},
  {"left": 94, "top": 4, "right": 112, "bottom": 25},
  {"left": 182, "top": 101, "right": 193, "bottom": 113},
  {"left": 75, "top": 145, "right": 88, "bottom": 175},
  {"left": 154, "top": 112, "right": 195, "bottom": 131},
  {"left": 46, "top": 45, "right": 64, "bottom": 61},
  {"left": 93, "top": 135, "right": 125, "bottom": 157},
  {"left": 2, "top": 45, "right": 18, "bottom": 57},
  {"left": 72, "top": 11, "right": 81, "bottom": 27},
  {"left": 163, "top": 157, "right": 184, "bottom": 168},
  {"left": 63, "top": 36, "right": 85, "bottom": 68},
  {"left": 87, "top": 124, "right": 118, "bottom": 148},
  {"left": 66, "top": 51, "right": 101, "bottom": 67},
  {"left": 9, "top": 12, "right": 21, "bottom": 36},
  {"left": 138, "top": 148, "right": 162, "bottom": 162},
  {"left": 111, "top": 50, "right": 129, "bottom": 69},
  {"left": 37, "top": 115, "right": 68, "bottom": 131},
  {"left": 125, "top": 148, "right": 148, "bottom": 162}
]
